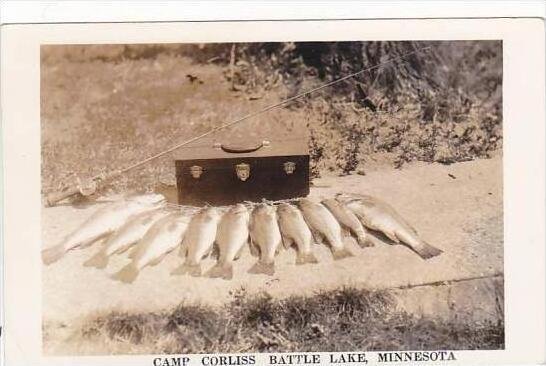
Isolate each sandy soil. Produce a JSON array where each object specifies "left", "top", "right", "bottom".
[{"left": 42, "top": 156, "right": 503, "bottom": 325}]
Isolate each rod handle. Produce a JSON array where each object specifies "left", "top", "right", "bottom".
[{"left": 45, "top": 186, "right": 81, "bottom": 206}]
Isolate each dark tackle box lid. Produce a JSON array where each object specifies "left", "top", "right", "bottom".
[{"left": 174, "top": 117, "right": 308, "bottom": 160}]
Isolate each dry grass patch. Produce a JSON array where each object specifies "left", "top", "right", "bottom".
[{"left": 64, "top": 287, "right": 504, "bottom": 355}]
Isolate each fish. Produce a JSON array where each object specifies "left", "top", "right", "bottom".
[
  {"left": 321, "top": 198, "right": 372, "bottom": 248},
  {"left": 247, "top": 203, "right": 282, "bottom": 276},
  {"left": 83, "top": 208, "right": 169, "bottom": 269},
  {"left": 336, "top": 193, "right": 443, "bottom": 259},
  {"left": 207, "top": 204, "right": 249, "bottom": 280},
  {"left": 297, "top": 198, "right": 354, "bottom": 260},
  {"left": 276, "top": 203, "right": 318, "bottom": 265},
  {"left": 41, "top": 193, "right": 165, "bottom": 265},
  {"left": 111, "top": 212, "right": 191, "bottom": 283},
  {"left": 171, "top": 207, "right": 221, "bottom": 277}
]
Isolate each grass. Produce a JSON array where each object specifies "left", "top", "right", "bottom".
[{"left": 69, "top": 287, "right": 504, "bottom": 355}]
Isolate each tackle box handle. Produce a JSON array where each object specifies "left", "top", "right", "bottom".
[{"left": 219, "top": 142, "right": 265, "bottom": 153}]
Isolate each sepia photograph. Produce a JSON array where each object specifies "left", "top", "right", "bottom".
[{"left": 39, "top": 39, "right": 505, "bottom": 356}]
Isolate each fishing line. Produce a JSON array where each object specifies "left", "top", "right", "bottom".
[
  {"left": 161, "top": 196, "right": 306, "bottom": 212},
  {"left": 169, "top": 136, "right": 306, "bottom": 150},
  {"left": 109, "top": 46, "right": 432, "bottom": 177},
  {"left": 47, "top": 46, "right": 432, "bottom": 205}
]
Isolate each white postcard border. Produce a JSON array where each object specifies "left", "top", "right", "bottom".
[{"left": 1, "top": 18, "right": 545, "bottom": 366}]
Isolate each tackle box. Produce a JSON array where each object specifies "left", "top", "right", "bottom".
[{"left": 173, "top": 119, "right": 309, "bottom": 206}]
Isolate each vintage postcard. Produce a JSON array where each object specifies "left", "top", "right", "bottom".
[{"left": 1, "top": 17, "right": 545, "bottom": 366}]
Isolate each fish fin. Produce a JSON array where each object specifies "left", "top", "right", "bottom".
[
  {"left": 206, "top": 262, "right": 233, "bottom": 280},
  {"left": 296, "top": 252, "right": 319, "bottom": 265},
  {"left": 172, "top": 263, "right": 202, "bottom": 277},
  {"left": 248, "top": 261, "right": 275, "bottom": 276},
  {"left": 366, "top": 232, "right": 389, "bottom": 246},
  {"left": 357, "top": 235, "right": 374, "bottom": 248},
  {"left": 411, "top": 241, "right": 443, "bottom": 259},
  {"left": 408, "top": 224, "right": 419, "bottom": 235},
  {"left": 83, "top": 250, "right": 109, "bottom": 269},
  {"left": 234, "top": 243, "right": 246, "bottom": 260},
  {"left": 202, "top": 244, "right": 216, "bottom": 259},
  {"left": 114, "top": 242, "right": 137, "bottom": 255},
  {"left": 141, "top": 214, "right": 158, "bottom": 225},
  {"left": 178, "top": 244, "right": 188, "bottom": 258},
  {"left": 341, "top": 227, "right": 351, "bottom": 238},
  {"left": 210, "top": 243, "right": 220, "bottom": 260},
  {"left": 281, "top": 234, "right": 294, "bottom": 249},
  {"left": 311, "top": 230, "right": 324, "bottom": 245},
  {"left": 148, "top": 253, "right": 167, "bottom": 266},
  {"left": 41, "top": 244, "right": 66, "bottom": 265},
  {"left": 78, "top": 233, "right": 109, "bottom": 248},
  {"left": 332, "top": 247, "right": 354, "bottom": 260},
  {"left": 248, "top": 238, "right": 261, "bottom": 257},
  {"left": 111, "top": 264, "right": 139, "bottom": 284},
  {"left": 384, "top": 230, "right": 400, "bottom": 243}
]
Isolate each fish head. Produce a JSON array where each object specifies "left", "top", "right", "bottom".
[
  {"left": 253, "top": 203, "right": 276, "bottom": 216},
  {"left": 336, "top": 192, "right": 377, "bottom": 202},
  {"left": 321, "top": 198, "right": 337, "bottom": 208},
  {"left": 131, "top": 193, "right": 166, "bottom": 205},
  {"left": 171, "top": 212, "right": 191, "bottom": 224},
  {"left": 228, "top": 204, "right": 250, "bottom": 226},
  {"left": 276, "top": 203, "right": 294, "bottom": 215},
  {"left": 264, "top": 204, "right": 277, "bottom": 216},
  {"left": 335, "top": 193, "right": 362, "bottom": 204},
  {"left": 232, "top": 203, "right": 247, "bottom": 212},
  {"left": 230, "top": 204, "right": 249, "bottom": 221},
  {"left": 343, "top": 199, "right": 375, "bottom": 219},
  {"left": 149, "top": 201, "right": 167, "bottom": 211},
  {"left": 297, "top": 198, "right": 317, "bottom": 210},
  {"left": 163, "top": 211, "right": 182, "bottom": 221},
  {"left": 202, "top": 207, "right": 220, "bottom": 220}
]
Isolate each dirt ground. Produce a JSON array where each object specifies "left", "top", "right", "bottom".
[{"left": 42, "top": 154, "right": 503, "bottom": 332}]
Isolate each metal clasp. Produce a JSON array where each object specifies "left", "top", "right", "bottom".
[
  {"left": 235, "top": 163, "right": 250, "bottom": 181},
  {"left": 189, "top": 165, "right": 204, "bottom": 179},
  {"left": 284, "top": 161, "right": 296, "bottom": 175}
]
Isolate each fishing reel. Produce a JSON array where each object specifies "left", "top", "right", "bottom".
[
  {"left": 45, "top": 173, "right": 109, "bottom": 206},
  {"left": 77, "top": 177, "right": 99, "bottom": 196}
]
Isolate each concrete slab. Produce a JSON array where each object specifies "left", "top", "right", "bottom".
[{"left": 42, "top": 156, "right": 503, "bottom": 323}]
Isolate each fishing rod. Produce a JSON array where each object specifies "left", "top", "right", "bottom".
[{"left": 46, "top": 46, "right": 432, "bottom": 206}]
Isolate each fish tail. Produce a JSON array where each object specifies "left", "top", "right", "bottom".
[
  {"left": 111, "top": 263, "right": 140, "bottom": 284},
  {"left": 412, "top": 241, "right": 443, "bottom": 259},
  {"left": 41, "top": 244, "right": 66, "bottom": 265},
  {"left": 206, "top": 262, "right": 233, "bottom": 280},
  {"left": 332, "top": 247, "right": 354, "bottom": 260},
  {"left": 248, "top": 261, "right": 275, "bottom": 276},
  {"left": 296, "top": 252, "right": 319, "bottom": 265},
  {"left": 83, "top": 250, "right": 109, "bottom": 269},
  {"left": 356, "top": 234, "right": 374, "bottom": 248},
  {"left": 171, "top": 263, "right": 202, "bottom": 277}
]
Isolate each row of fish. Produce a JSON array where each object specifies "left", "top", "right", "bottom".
[{"left": 41, "top": 192, "right": 443, "bottom": 283}]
